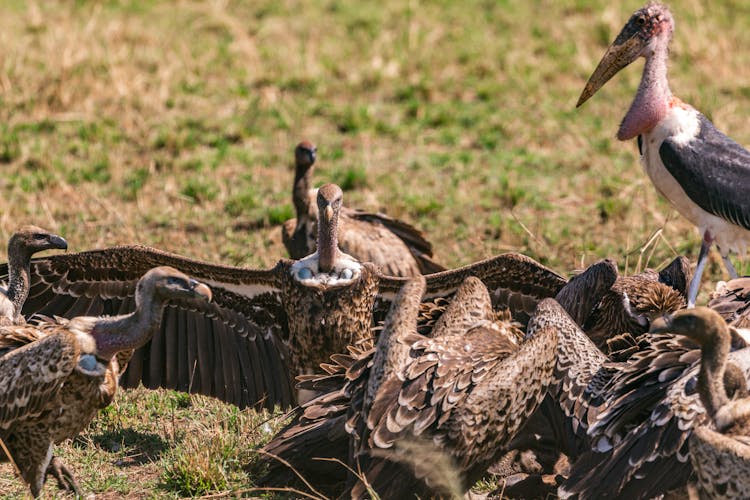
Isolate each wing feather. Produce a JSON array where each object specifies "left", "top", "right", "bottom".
[
  {"left": 0, "top": 330, "right": 79, "bottom": 428},
  {"left": 659, "top": 114, "right": 750, "bottom": 231},
  {"left": 0, "top": 246, "right": 295, "bottom": 410}
]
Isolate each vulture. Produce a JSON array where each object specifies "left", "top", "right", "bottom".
[
  {"left": 582, "top": 256, "right": 689, "bottom": 350},
  {"left": 0, "top": 266, "right": 212, "bottom": 497},
  {"left": 0, "top": 225, "right": 68, "bottom": 325},
  {"left": 261, "top": 274, "right": 558, "bottom": 498},
  {"left": 655, "top": 308, "right": 750, "bottom": 499},
  {"left": 554, "top": 307, "right": 750, "bottom": 499},
  {"left": 691, "top": 397, "right": 750, "bottom": 499},
  {"left": 258, "top": 259, "right": 617, "bottom": 497},
  {"left": 2, "top": 210, "right": 566, "bottom": 411},
  {"left": 349, "top": 278, "right": 557, "bottom": 498},
  {"left": 281, "top": 140, "right": 445, "bottom": 276},
  {"left": 496, "top": 259, "right": 620, "bottom": 497}
]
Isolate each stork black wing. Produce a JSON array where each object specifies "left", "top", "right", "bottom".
[{"left": 660, "top": 114, "right": 750, "bottom": 231}]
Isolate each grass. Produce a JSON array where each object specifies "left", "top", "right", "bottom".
[{"left": 1, "top": 0, "right": 750, "bottom": 496}]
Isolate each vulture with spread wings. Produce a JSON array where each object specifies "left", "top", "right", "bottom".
[
  {"left": 2, "top": 247, "right": 566, "bottom": 411},
  {"left": 1, "top": 187, "right": 567, "bottom": 411}
]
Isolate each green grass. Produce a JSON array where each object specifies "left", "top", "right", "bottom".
[{"left": 1, "top": 0, "right": 750, "bottom": 496}]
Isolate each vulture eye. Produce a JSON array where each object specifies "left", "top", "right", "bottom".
[
  {"left": 636, "top": 16, "right": 646, "bottom": 26},
  {"left": 166, "top": 276, "right": 187, "bottom": 287}
]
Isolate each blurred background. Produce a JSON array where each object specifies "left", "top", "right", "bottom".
[{"left": 1, "top": 0, "right": 750, "bottom": 496}]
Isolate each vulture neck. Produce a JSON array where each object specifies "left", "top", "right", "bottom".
[
  {"left": 91, "top": 291, "right": 167, "bottom": 361},
  {"left": 318, "top": 208, "right": 340, "bottom": 273},
  {"left": 370, "top": 278, "right": 425, "bottom": 393},
  {"left": 293, "top": 164, "right": 312, "bottom": 219},
  {"left": 697, "top": 328, "right": 731, "bottom": 419},
  {"left": 6, "top": 251, "right": 32, "bottom": 319}
]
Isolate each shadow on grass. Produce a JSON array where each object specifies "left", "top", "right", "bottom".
[{"left": 74, "top": 428, "right": 169, "bottom": 466}]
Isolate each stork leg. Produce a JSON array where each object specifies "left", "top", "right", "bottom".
[
  {"left": 687, "top": 235, "right": 713, "bottom": 308},
  {"left": 720, "top": 251, "right": 739, "bottom": 280}
]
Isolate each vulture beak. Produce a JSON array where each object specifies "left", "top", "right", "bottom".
[
  {"left": 649, "top": 314, "right": 673, "bottom": 333},
  {"left": 323, "top": 204, "right": 334, "bottom": 224},
  {"left": 577, "top": 29, "right": 646, "bottom": 107},
  {"left": 49, "top": 234, "right": 69, "bottom": 251},
  {"left": 190, "top": 280, "right": 212, "bottom": 302}
]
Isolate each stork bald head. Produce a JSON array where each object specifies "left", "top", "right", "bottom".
[{"left": 577, "top": 2, "right": 674, "bottom": 108}]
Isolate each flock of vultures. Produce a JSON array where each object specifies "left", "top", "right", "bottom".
[{"left": 3, "top": 2, "right": 750, "bottom": 498}]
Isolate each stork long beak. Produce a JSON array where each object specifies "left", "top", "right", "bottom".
[{"left": 576, "top": 33, "right": 645, "bottom": 107}]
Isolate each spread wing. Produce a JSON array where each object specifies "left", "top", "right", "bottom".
[
  {"left": 554, "top": 259, "right": 618, "bottom": 327},
  {"left": 0, "top": 245, "right": 295, "bottom": 410},
  {"left": 375, "top": 252, "right": 567, "bottom": 326},
  {"left": 560, "top": 334, "right": 704, "bottom": 499}
]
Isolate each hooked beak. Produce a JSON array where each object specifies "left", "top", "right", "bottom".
[
  {"left": 649, "top": 314, "right": 673, "bottom": 333},
  {"left": 190, "top": 280, "right": 212, "bottom": 302},
  {"left": 577, "top": 33, "right": 645, "bottom": 107},
  {"left": 49, "top": 234, "right": 68, "bottom": 251}
]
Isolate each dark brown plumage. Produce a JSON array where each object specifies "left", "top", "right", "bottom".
[
  {"left": 2, "top": 225, "right": 565, "bottom": 411},
  {"left": 0, "top": 226, "right": 67, "bottom": 325},
  {"left": 258, "top": 257, "right": 568, "bottom": 496},
  {"left": 260, "top": 274, "right": 559, "bottom": 498},
  {"left": 582, "top": 256, "right": 689, "bottom": 349},
  {"left": 259, "top": 276, "right": 428, "bottom": 497},
  {"left": 523, "top": 296, "right": 610, "bottom": 460},
  {"left": 352, "top": 279, "right": 557, "bottom": 498},
  {"left": 282, "top": 141, "right": 318, "bottom": 261},
  {"left": 554, "top": 259, "right": 619, "bottom": 327},
  {"left": 496, "top": 259, "right": 619, "bottom": 494},
  {"left": 281, "top": 140, "right": 444, "bottom": 276},
  {"left": 652, "top": 307, "right": 750, "bottom": 499},
  {"left": 0, "top": 266, "right": 211, "bottom": 497},
  {"left": 709, "top": 277, "right": 750, "bottom": 328},
  {"left": 558, "top": 307, "right": 750, "bottom": 499}
]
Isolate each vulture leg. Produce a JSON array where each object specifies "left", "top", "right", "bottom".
[
  {"left": 3, "top": 427, "right": 53, "bottom": 498},
  {"left": 688, "top": 234, "right": 713, "bottom": 308},
  {"left": 47, "top": 455, "right": 81, "bottom": 495}
]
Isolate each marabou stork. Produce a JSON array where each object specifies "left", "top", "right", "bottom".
[{"left": 577, "top": 2, "right": 750, "bottom": 307}]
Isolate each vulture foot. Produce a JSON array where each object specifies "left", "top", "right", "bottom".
[{"left": 47, "top": 456, "right": 82, "bottom": 496}]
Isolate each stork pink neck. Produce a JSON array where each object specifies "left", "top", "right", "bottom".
[{"left": 617, "top": 40, "right": 672, "bottom": 141}]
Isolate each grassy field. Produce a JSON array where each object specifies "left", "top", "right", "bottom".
[{"left": 1, "top": 0, "right": 750, "bottom": 497}]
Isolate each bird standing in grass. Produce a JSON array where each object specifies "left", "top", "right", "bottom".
[
  {"left": 0, "top": 267, "right": 211, "bottom": 497},
  {"left": 282, "top": 140, "right": 445, "bottom": 277},
  {"left": 577, "top": 2, "right": 750, "bottom": 307}
]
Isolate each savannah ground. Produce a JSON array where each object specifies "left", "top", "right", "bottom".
[{"left": 1, "top": 0, "right": 750, "bottom": 497}]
